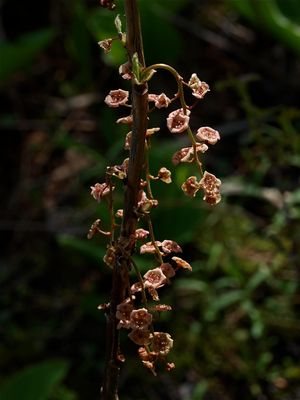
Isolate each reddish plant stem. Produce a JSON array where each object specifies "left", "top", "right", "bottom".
[{"left": 101, "top": 0, "right": 148, "bottom": 399}]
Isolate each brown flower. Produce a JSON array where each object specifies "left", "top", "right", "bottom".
[
  {"left": 172, "top": 256, "right": 192, "bottom": 271},
  {"left": 167, "top": 108, "right": 190, "bottom": 134},
  {"left": 119, "top": 62, "right": 132, "bottom": 80},
  {"left": 172, "top": 143, "right": 208, "bottom": 165},
  {"left": 181, "top": 176, "right": 201, "bottom": 197},
  {"left": 160, "top": 263, "right": 175, "bottom": 278},
  {"left": 104, "top": 89, "right": 129, "bottom": 107},
  {"left": 140, "top": 241, "right": 162, "bottom": 254},
  {"left": 188, "top": 73, "right": 210, "bottom": 99},
  {"left": 116, "top": 115, "right": 133, "bottom": 125},
  {"left": 130, "top": 308, "right": 152, "bottom": 329},
  {"left": 134, "top": 228, "right": 149, "bottom": 240},
  {"left": 98, "top": 38, "right": 113, "bottom": 53},
  {"left": 128, "top": 329, "right": 151, "bottom": 345},
  {"left": 116, "top": 300, "right": 134, "bottom": 329},
  {"left": 152, "top": 332, "right": 173, "bottom": 356},
  {"left": 158, "top": 167, "right": 172, "bottom": 184}
]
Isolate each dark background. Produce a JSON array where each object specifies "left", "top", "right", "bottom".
[{"left": 1, "top": 0, "right": 300, "bottom": 399}]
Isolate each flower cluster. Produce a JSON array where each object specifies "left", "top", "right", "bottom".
[{"left": 92, "top": 23, "right": 223, "bottom": 377}]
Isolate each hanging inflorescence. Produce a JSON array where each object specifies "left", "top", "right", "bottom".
[{"left": 91, "top": 7, "right": 222, "bottom": 376}]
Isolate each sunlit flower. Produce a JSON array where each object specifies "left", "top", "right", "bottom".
[
  {"left": 144, "top": 268, "right": 167, "bottom": 289},
  {"left": 172, "top": 256, "right": 192, "bottom": 271},
  {"left": 131, "top": 282, "right": 143, "bottom": 293},
  {"left": 152, "top": 332, "right": 173, "bottom": 356},
  {"left": 140, "top": 241, "right": 162, "bottom": 254},
  {"left": 172, "top": 143, "right": 208, "bottom": 165},
  {"left": 161, "top": 240, "right": 182, "bottom": 254},
  {"left": 137, "top": 190, "right": 158, "bottom": 212},
  {"left": 105, "top": 89, "right": 129, "bottom": 107},
  {"left": 158, "top": 167, "right": 172, "bottom": 184},
  {"left": 167, "top": 108, "right": 190, "bottom": 133},
  {"left": 134, "top": 228, "right": 149, "bottom": 240},
  {"left": 130, "top": 308, "right": 152, "bottom": 329},
  {"left": 199, "top": 171, "right": 221, "bottom": 192},
  {"left": 181, "top": 176, "right": 201, "bottom": 197},
  {"left": 196, "top": 126, "right": 220, "bottom": 145},
  {"left": 148, "top": 93, "right": 171, "bottom": 108},
  {"left": 160, "top": 263, "right": 175, "bottom": 278}
]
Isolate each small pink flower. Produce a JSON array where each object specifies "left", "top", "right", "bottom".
[
  {"left": 105, "top": 89, "right": 129, "bottom": 107},
  {"left": 181, "top": 176, "right": 201, "bottom": 197},
  {"left": 172, "top": 256, "right": 192, "bottom": 271},
  {"left": 188, "top": 73, "right": 210, "bottom": 99},
  {"left": 130, "top": 308, "right": 152, "bottom": 329},
  {"left": 135, "top": 228, "right": 149, "bottom": 240},
  {"left": 160, "top": 263, "right": 175, "bottom": 278},
  {"left": 167, "top": 108, "right": 190, "bottom": 134},
  {"left": 161, "top": 240, "right": 182, "bottom": 254},
  {"left": 196, "top": 126, "right": 220, "bottom": 145},
  {"left": 144, "top": 268, "right": 167, "bottom": 289},
  {"left": 152, "top": 332, "right": 173, "bottom": 356},
  {"left": 158, "top": 167, "right": 172, "bottom": 184},
  {"left": 90, "top": 183, "right": 113, "bottom": 202},
  {"left": 140, "top": 241, "right": 162, "bottom": 254},
  {"left": 119, "top": 62, "right": 132, "bottom": 80},
  {"left": 148, "top": 93, "right": 171, "bottom": 108},
  {"left": 98, "top": 38, "right": 113, "bottom": 54},
  {"left": 172, "top": 143, "right": 208, "bottom": 165},
  {"left": 128, "top": 328, "right": 151, "bottom": 345}
]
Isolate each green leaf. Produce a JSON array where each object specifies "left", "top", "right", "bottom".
[
  {"left": 57, "top": 234, "right": 105, "bottom": 262},
  {"left": 0, "top": 360, "right": 69, "bottom": 400},
  {"left": 0, "top": 29, "right": 56, "bottom": 84}
]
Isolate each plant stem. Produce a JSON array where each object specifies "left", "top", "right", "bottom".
[{"left": 101, "top": 1, "right": 148, "bottom": 399}]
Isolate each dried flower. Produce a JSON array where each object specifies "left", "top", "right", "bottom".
[
  {"left": 158, "top": 167, "right": 172, "bottom": 184},
  {"left": 128, "top": 328, "right": 151, "bottom": 345},
  {"left": 181, "top": 176, "right": 201, "bottom": 197},
  {"left": 196, "top": 126, "right": 220, "bottom": 145},
  {"left": 116, "top": 115, "right": 133, "bottom": 125},
  {"left": 140, "top": 241, "right": 162, "bottom": 254},
  {"left": 98, "top": 38, "right": 113, "bottom": 54},
  {"left": 144, "top": 268, "right": 167, "bottom": 289},
  {"left": 103, "top": 246, "right": 116, "bottom": 268},
  {"left": 199, "top": 171, "right": 221, "bottom": 192},
  {"left": 152, "top": 332, "right": 173, "bottom": 356},
  {"left": 134, "top": 228, "right": 149, "bottom": 240},
  {"left": 148, "top": 93, "right": 171, "bottom": 108},
  {"left": 115, "top": 209, "right": 123, "bottom": 218},
  {"left": 105, "top": 89, "right": 129, "bottom": 108},
  {"left": 160, "top": 263, "right": 175, "bottom": 278},
  {"left": 90, "top": 182, "right": 113, "bottom": 202},
  {"left": 116, "top": 300, "right": 134, "bottom": 329},
  {"left": 172, "top": 256, "right": 192, "bottom": 271},
  {"left": 161, "top": 240, "right": 182, "bottom": 254},
  {"left": 146, "top": 127, "right": 160, "bottom": 137},
  {"left": 119, "top": 62, "right": 132, "bottom": 80},
  {"left": 167, "top": 108, "right": 190, "bottom": 134},
  {"left": 137, "top": 190, "right": 158, "bottom": 212},
  {"left": 131, "top": 282, "right": 143, "bottom": 294},
  {"left": 130, "top": 308, "right": 152, "bottom": 329},
  {"left": 172, "top": 143, "right": 208, "bottom": 165},
  {"left": 153, "top": 304, "right": 172, "bottom": 312},
  {"left": 107, "top": 158, "right": 128, "bottom": 179},
  {"left": 87, "top": 219, "right": 110, "bottom": 239}
]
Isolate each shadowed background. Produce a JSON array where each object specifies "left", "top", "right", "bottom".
[{"left": 1, "top": 0, "right": 300, "bottom": 399}]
